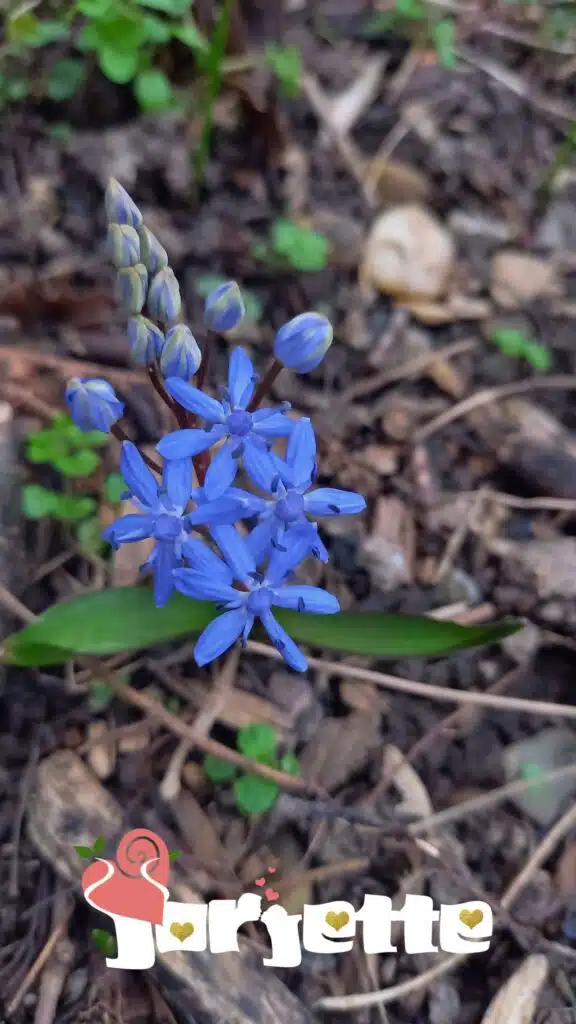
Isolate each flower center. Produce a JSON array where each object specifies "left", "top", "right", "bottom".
[
  {"left": 227, "top": 410, "right": 252, "bottom": 437},
  {"left": 246, "top": 586, "right": 272, "bottom": 616},
  {"left": 276, "top": 490, "right": 304, "bottom": 523},
  {"left": 154, "top": 513, "right": 182, "bottom": 540}
]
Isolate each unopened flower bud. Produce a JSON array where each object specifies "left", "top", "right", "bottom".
[
  {"left": 65, "top": 378, "right": 124, "bottom": 433},
  {"left": 160, "top": 324, "right": 202, "bottom": 380},
  {"left": 204, "top": 280, "right": 245, "bottom": 333},
  {"left": 106, "top": 223, "right": 141, "bottom": 268},
  {"left": 105, "top": 178, "right": 143, "bottom": 228},
  {"left": 127, "top": 315, "right": 164, "bottom": 365},
  {"left": 138, "top": 226, "right": 169, "bottom": 276},
  {"left": 115, "top": 264, "right": 148, "bottom": 315},
  {"left": 274, "top": 311, "right": 333, "bottom": 374},
  {"left": 147, "top": 267, "right": 181, "bottom": 323}
]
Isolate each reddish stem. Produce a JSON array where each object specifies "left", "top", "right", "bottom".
[
  {"left": 148, "top": 361, "right": 188, "bottom": 429},
  {"left": 247, "top": 358, "right": 283, "bottom": 412},
  {"left": 111, "top": 424, "right": 162, "bottom": 474}
]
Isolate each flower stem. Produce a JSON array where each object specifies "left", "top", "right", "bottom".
[
  {"left": 195, "top": 330, "right": 214, "bottom": 394},
  {"left": 248, "top": 358, "right": 283, "bottom": 412},
  {"left": 148, "top": 360, "right": 188, "bottom": 429},
  {"left": 110, "top": 424, "right": 162, "bottom": 474}
]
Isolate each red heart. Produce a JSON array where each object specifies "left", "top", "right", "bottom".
[
  {"left": 255, "top": 877, "right": 266, "bottom": 887},
  {"left": 265, "top": 888, "right": 279, "bottom": 901},
  {"left": 82, "top": 828, "right": 169, "bottom": 925},
  {"left": 267, "top": 866, "right": 276, "bottom": 873}
]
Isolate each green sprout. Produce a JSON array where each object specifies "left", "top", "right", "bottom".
[
  {"left": 204, "top": 723, "right": 299, "bottom": 816},
  {"left": 253, "top": 219, "right": 329, "bottom": 273},
  {"left": 489, "top": 328, "right": 551, "bottom": 372}
]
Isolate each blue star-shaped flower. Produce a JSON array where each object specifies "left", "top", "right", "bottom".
[
  {"left": 239, "top": 418, "right": 366, "bottom": 564},
  {"left": 156, "top": 348, "right": 294, "bottom": 501},
  {"left": 103, "top": 442, "right": 251, "bottom": 607},
  {"left": 173, "top": 525, "right": 339, "bottom": 672}
]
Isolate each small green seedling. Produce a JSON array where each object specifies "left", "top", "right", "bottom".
[
  {"left": 490, "top": 328, "right": 551, "bottom": 372},
  {"left": 253, "top": 219, "right": 329, "bottom": 273},
  {"left": 264, "top": 44, "right": 302, "bottom": 98},
  {"left": 204, "top": 723, "right": 299, "bottom": 816},
  {"left": 360, "top": 3, "right": 456, "bottom": 69}
]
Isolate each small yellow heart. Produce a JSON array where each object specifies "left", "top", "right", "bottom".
[
  {"left": 459, "top": 909, "right": 483, "bottom": 929},
  {"left": 325, "top": 911, "right": 350, "bottom": 932},
  {"left": 170, "top": 921, "right": 194, "bottom": 942}
]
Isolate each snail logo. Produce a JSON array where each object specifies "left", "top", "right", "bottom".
[{"left": 81, "top": 828, "right": 170, "bottom": 969}]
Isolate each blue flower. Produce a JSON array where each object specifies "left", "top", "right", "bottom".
[
  {"left": 160, "top": 324, "right": 202, "bottom": 380},
  {"left": 147, "top": 267, "right": 181, "bottom": 323},
  {"left": 127, "top": 316, "right": 164, "bottom": 366},
  {"left": 274, "top": 312, "right": 333, "bottom": 374},
  {"left": 204, "top": 280, "right": 245, "bottom": 332},
  {"left": 156, "top": 348, "right": 294, "bottom": 501},
  {"left": 65, "top": 378, "right": 124, "bottom": 433},
  {"left": 103, "top": 442, "right": 254, "bottom": 607},
  {"left": 173, "top": 525, "right": 339, "bottom": 671},
  {"left": 240, "top": 418, "right": 366, "bottom": 564}
]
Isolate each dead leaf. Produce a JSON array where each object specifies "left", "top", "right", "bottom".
[
  {"left": 406, "top": 295, "right": 491, "bottom": 324},
  {"left": 362, "top": 205, "right": 454, "bottom": 301},
  {"left": 505, "top": 538, "right": 576, "bottom": 599},
  {"left": 360, "top": 496, "right": 415, "bottom": 590},
  {"left": 357, "top": 444, "right": 399, "bottom": 477},
  {"left": 382, "top": 745, "right": 433, "bottom": 819},
  {"left": 298, "top": 713, "right": 382, "bottom": 793},
  {"left": 491, "top": 251, "right": 563, "bottom": 309},
  {"left": 86, "top": 721, "right": 117, "bottom": 781},
  {"left": 364, "top": 158, "right": 430, "bottom": 207},
  {"left": 479, "top": 954, "right": 548, "bottom": 1024}
]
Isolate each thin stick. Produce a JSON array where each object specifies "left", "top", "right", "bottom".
[
  {"left": 147, "top": 360, "right": 187, "bottom": 428},
  {"left": 248, "top": 358, "right": 283, "bottom": 412},
  {"left": 6, "top": 894, "right": 73, "bottom": 1018},
  {"left": 245, "top": 641, "right": 576, "bottom": 721},
  {"left": 340, "top": 340, "right": 477, "bottom": 405},
  {"left": 110, "top": 423, "right": 162, "bottom": 473}
]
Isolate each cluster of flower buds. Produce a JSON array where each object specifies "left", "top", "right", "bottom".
[{"left": 64, "top": 179, "right": 354, "bottom": 673}]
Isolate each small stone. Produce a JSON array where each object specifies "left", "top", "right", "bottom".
[
  {"left": 362, "top": 204, "right": 454, "bottom": 301},
  {"left": 491, "top": 250, "right": 562, "bottom": 309}
]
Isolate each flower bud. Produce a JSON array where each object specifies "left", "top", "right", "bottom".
[
  {"left": 274, "top": 311, "right": 333, "bottom": 374},
  {"left": 138, "top": 226, "right": 169, "bottom": 276},
  {"left": 105, "top": 178, "right": 143, "bottom": 228},
  {"left": 106, "top": 223, "right": 141, "bottom": 269},
  {"left": 147, "top": 267, "right": 181, "bottom": 323},
  {"left": 127, "top": 315, "right": 164, "bottom": 365},
  {"left": 204, "top": 280, "right": 245, "bottom": 333},
  {"left": 160, "top": 324, "right": 202, "bottom": 380},
  {"left": 115, "top": 264, "right": 148, "bottom": 315},
  {"left": 65, "top": 378, "right": 124, "bottom": 433}
]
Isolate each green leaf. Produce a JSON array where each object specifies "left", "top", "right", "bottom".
[
  {"left": 46, "top": 59, "right": 85, "bottom": 101},
  {"left": 271, "top": 219, "right": 328, "bottom": 272},
  {"left": 237, "top": 723, "right": 277, "bottom": 761},
  {"left": 74, "top": 844, "right": 94, "bottom": 858},
  {"left": 491, "top": 327, "right": 527, "bottom": 358},
  {"left": 523, "top": 341, "right": 551, "bottom": 372},
  {"left": 141, "top": 14, "right": 172, "bottom": 43},
  {"left": 2, "top": 586, "right": 522, "bottom": 667},
  {"left": 172, "top": 18, "right": 208, "bottom": 51},
  {"left": 75, "top": 0, "right": 114, "bottom": 15},
  {"left": 264, "top": 45, "right": 301, "bottom": 98},
  {"left": 134, "top": 67, "right": 173, "bottom": 111},
  {"left": 92, "top": 835, "right": 106, "bottom": 855},
  {"left": 104, "top": 472, "right": 126, "bottom": 504},
  {"left": 5, "top": 78, "right": 28, "bottom": 101},
  {"left": 91, "top": 928, "right": 117, "bottom": 956},
  {"left": 92, "top": 14, "right": 146, "bottom": 52},
  {"left": 52, "top": 449, "right": 100, "bottom": 477},
  {"left": 138, "top": 0, "right": 192, "bottom": 11},
  {"left": 204, "top": 754, "right": 237, "bottom": 783},
  {"left": 8, "top": 13, "right": 69, "bottom": 46},
  {"left": 280, "top": 752, "right": 300, "bottom": 776},
  {"left": 234, "top": 774, "right": 279, "bottom": 815},
  {"left": 75, "top": 429, "right": 109, "bottom": 449},
  {"left": 21, "top": 485, "right": 59, "bottom": 519},
  {"left": 51, "top": 494, "right": 97, "bottom": 522},
  {"left": 433, "top": 18, "right": 456, "bottom": 69},
  {"left": 77, "top": 516, "right": 106, "bottom": 556},
  {"left": 168, "top": 849, "right": 182, "bottom": 860},
  {"left": 98, "top": 47, "right": 139, "bottom": 84}
]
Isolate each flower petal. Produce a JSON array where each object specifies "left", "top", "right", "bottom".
[
  {"left": 265, "top": 524, "right": 317, "bottom": 585},
  {"left": 180, "top": 536, "right": 233, "bottom": 582},
  {"left": 102, "top": 514, "right": 153, "bottom": 547},
  {"left": 304, "top": 488, "right": 367, "bottom": 517},
  {"left": 242, "top": 442, "right": 279, "bottom": 494},
  {"left": 271, "top": 585, "right": 339, "bottom": 614},
  {"left": 164, "top": 379, "right": 224, "bottom": 422},
  {"left": 185, "top": 497, "right": 249, "bottom": 527},
  {"left": 228, "top": 347, "right": 255, "bottom": 409},
  {"left": 194, "top": 608, "right": 247, "bottom": 666},
  {"left": 211, "top": 525, "right": 256, "bottom": 584},
  {"left": 246, "top": 519, "right": 276, "bottom": 565},
  {"left": 261, "top": 610, "right": 307, "bottom": 672},
  {"left": 252, "top": 411, "right": 294, "bottom": 439},
  {"left": 120, "top": 441, "right": 159, "bottom": 509},
  {"left": 286, "top": 418, "right": 316, "bottom": 484},
  {"left": 203, "top": 443, "right": 238, "bottom": 500},
  {"left": 225, "top": 487, "right": 268, "bottom": 516},
  {"left": 163, "top": 457, "right": 193, "bottom": 509},
  {"left": 172, "top": 569, "right": 240, "bottom": 604},
  {"left": 157, "top": 428, "right": 216, "bottom": 460},
  {"left": 153, "top": 541, "right": 177, "bottom": 608}
]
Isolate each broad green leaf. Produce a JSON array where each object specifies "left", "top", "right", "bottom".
[
  {"left": 138, "top": 0, "right": 191, "bottom": 12},
  {"left": 272, "top": 219, "right": 328, "bottom": 272},
  {"left": 523, "top": 341, "right": 551, "bottom": 372},
  {"left": 99, "top": 47, "right": 139, "bottom": 84},
  {"left": 141, "top": 14, "right": 172, "bottom": 44},
  {"left": 52, "top": 494, "right": 97, "bottom": 522},
  {"left": 74, "top": 428, "right": 109, "bottom": 449},
  {"left": 280, "top": 752, "right": 300, "bottom": 776},
  {"left": 21, "top": 485, "right": 59, "bottom": 519},
  {"left": 46, "top": 59, "right": 85, "bottom": 101},
  {"left": 134, "top": 67, "right": 173, "bottom": 111},
  {"left": 77, "top": 516, "right": 106, "bottom": 555},
  {"left": 75, "top": 0, "right": 113, "bottom": 15},
  {"left": 2, "top": 586, "right": 521, "bottom": 667},
  {"left": 74, "top": 844, "right": 93, "bottom": 858},
  {"left": 234, "top": 774, "right": 278, "bottom": 816},
  {"left": 172, "top": 18, "right": 208, "bottom": 51},
  {"left": 92, "top": 14, "right": 146, "bottom": 52},
  {"left": 237, "top": 723, "right": 277, "bottom": 761},
  {"left": 204, "top": 754, "right": 236, "bottom": 782},
  {"left": 53, "top": 449, "right": 100, "bottom": 477},
  {"left": 104, "top": 472, "right": 126, "bottom": 503}
]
